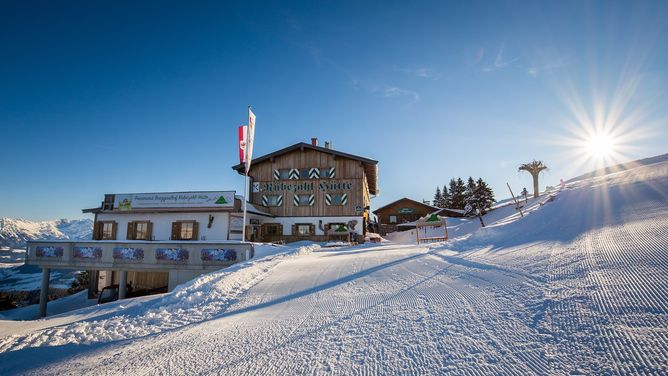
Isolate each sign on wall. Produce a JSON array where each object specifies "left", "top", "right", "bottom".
[
  {"left": 258, "top": 181, "right": 353, "bottom": 193},
  {"left": 114, "top": 191, "right": 235, "bottom": 210}
]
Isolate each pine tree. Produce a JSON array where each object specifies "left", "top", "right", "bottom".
[
  {"left": 475, "top": 178, "right": 495, "bottom": 213},
  {"left": 433, "top": 186, "right": 443, "bottom": 207},
  {"left": 465, "top": 177, "right": 477, "bottom": 202},
  {"left": 441, "top": 184, "right": 451, "bottom": 208},
  {"left": 449, "top": 178, "right": 467, "bottom": 209}
]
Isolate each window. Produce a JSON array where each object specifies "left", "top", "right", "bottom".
[
  {"left": 321, "top": 167, "right": 335, "bottom": 178},
  {"left": 297, "top": 224, "right": 312, "bottom": 236},
  {"left": 262, "top": 194, "right": 283, "bottom": 207},
  {"left": 95, "top": 221, "right": 117, "bottom": 240},
  {"left": 181, "top": 222, "right": 194, "bottom": 240},
  {"left": 279, "top": 169, "right": 290, "bottom": 180},
  {"left": 389, "top": 215, "right": 397, "bottom": 224},
  {"left": 102, "top": 222, "right": 115, "bottom": 239},
  {"left": 127, "top": 221, "right": 152, "bottom": 240},
  {"left": 172, "top": 221, "right": 199, "bottom": 240},
  {"left": 299, "top": 168, "right": 310, "bottom": 179},
  {"left": 135, "top": 222, "right": 148, "bottom": 239},
  {"left": 325, "top": 193, "right": 348, "bottom": 206},
  {"left": 261, "top": 223, "right": 282, "bottom": 237}
]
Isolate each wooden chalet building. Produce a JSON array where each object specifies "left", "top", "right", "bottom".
[
  {"left": 232, "top": 139, "right": 379, "bottom": 243},
  {"left": 373, "top": 197, "right": 440, "bottom": 235}
]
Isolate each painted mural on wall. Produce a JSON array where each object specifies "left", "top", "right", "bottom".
[
  {"left": 156, "top": 248, "right": 189, "bottom": 263},
  {"left": 73, "top": 246, "right": 103, "bottom": 259},
  {"left": 113, "top": 247, "right": 144, "bottom": 261},
  {"left": 35, "top": 246, "right": 64, "bottom": 258},
  {"left": 201, "top": 248, "right": 237, "bottom": 263}
]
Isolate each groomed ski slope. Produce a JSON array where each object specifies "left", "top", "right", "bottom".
[{"left": 1, "top": 161, "right": 668, "bottom": 375}]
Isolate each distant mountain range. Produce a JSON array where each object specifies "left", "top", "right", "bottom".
[{"left": 0, "top": 218, "right": 93, "bottom": 249}]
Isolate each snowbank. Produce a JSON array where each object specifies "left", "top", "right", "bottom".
[{"left": 0, "top": 242, "right": 320, "bottom": 352}]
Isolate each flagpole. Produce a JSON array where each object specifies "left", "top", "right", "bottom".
[{"left": 242, "top": 106, "right": 250, "bottom": 242}]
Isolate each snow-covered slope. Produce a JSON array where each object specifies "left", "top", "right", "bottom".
[
  {"left": 0, "top": 218, "right": 92, "bottom": 249},
  {"left": 0, "top": 161, "right": 667, "bottom": 374}
]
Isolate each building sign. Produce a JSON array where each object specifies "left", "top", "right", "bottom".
[
  {"left": 258, "top": 181, "right": 353, "bottom": 193},
  {"left": 230, "top": 215, "right": 244, "bottom": 233},
  {"left": 114, "top": 191, "right": 235, "bottom": 210},
  {"left": 398, "top": 207, "right": 415, "bottom": 214}
]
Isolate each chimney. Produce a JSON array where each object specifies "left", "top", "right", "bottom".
[
  {"left": 311, "top": 137, "right": 318, "bottom": 146},
  {"left": 324, "top": 141, "right": 332, "bottom": 149}
]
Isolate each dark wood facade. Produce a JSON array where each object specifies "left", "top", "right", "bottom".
[{"left": 373, "top": 198, "right": 439, "bottom": 225}]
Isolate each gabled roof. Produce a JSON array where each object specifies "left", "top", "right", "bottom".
[
  {"left": 372, "top": 197, "right": 439, "bottom": 215},
  {"left": 232, "top": 142, "right": 379, "bottom": 195}
]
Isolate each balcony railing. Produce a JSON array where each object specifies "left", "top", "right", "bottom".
[{"left": 25, "top": 240, "right": 254, "bottom": 271}]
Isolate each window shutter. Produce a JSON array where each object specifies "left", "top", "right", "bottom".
[
  {"left": 111, "top": 221, "right": 118, "bottom": 240},
  {"left": 127, "top": 222, "right": 134, "bottom": 240},
  {"left": 93, "top": 222, "right": 101, "bottom": 240},
  {"left": 291, "top": 224, "right": 298, "bottom": 236},
  {"left": 146, "top": 221, "right": 153, "bottom": 240},
  {"left": 192, "top": 221, "right": 199, "bottom": 241},
  {"left": 171, "top": 222, "right": 181, "bottom": 240},
  {"left": 309, "top": 224, "right": 315, "bottom": 235},
  {"left": 277, "top": 224, "right": 283, "bottom": 236}
]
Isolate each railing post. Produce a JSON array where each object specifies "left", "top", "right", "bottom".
[
  {"left": 119, "top": 270, "right": 128, "bottom": 299},
  {"left": 39, "top": 267, "right": 51, "bottom": 318}
]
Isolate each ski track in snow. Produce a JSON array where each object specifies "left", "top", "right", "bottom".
[{"left": 1, "top": 162, "right": 668, "bottom": 375}]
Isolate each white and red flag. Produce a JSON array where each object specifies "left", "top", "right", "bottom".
[
  {"left": 238, "top": 125, "right": 248, "bottom": 166},
  {"left": 238, "top": 107, "right": 257, "bottom": 174},
  {"left": 246, "top": 107, "right": 256, "bottom": 173}
]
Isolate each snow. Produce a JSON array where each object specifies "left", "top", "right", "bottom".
[
  {"left": 0, "top": 218, "right": 92, "bottom": 249},
  {"left": 0, "top": 160, "right": 667, "bottom": 374}
]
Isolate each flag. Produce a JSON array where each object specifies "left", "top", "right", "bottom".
[
  {"left": 246, "top": 107, "right": 256, "bottom": 173},
  {"left": 238, "top": 125, "right": 248, "bottom": 165}
]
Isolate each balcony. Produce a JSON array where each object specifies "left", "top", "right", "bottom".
[{"left": 26, "top": 240, "right": 254, "bottom": 272}]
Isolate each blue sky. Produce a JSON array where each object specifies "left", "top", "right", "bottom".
[{"left": 2, "top": 1, "right": 667, "bottom": 220}]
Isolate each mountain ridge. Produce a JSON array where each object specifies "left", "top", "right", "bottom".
[{"left": 0, "top": 218, "right": 93, "bottom": 249}]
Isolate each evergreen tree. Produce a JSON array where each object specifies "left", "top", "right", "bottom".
[
  {"left": 68, "top": 270, "right": 89, "bottom": 294},
  {"left": 441, "top": 184, "right": 451, "bottom": 208},
  {"left": 465, "top": 177, "right": 477, "bottom": 201},
  {"left": 433, "top": 186, "right": 443, "bottom": 207},
  {"left": 475, "top": 177, "right": 495, "bottom": 212},
  {"left": 449, "top": 178, "right": 467, "bottom": 209}
]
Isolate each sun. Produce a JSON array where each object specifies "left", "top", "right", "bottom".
[{"left": 586, "top": 133, "right": 615, "bottom": 159}]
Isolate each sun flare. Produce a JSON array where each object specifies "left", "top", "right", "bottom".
[{"left": 586, "top": 133, "right": 615, "bottom": 159}]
